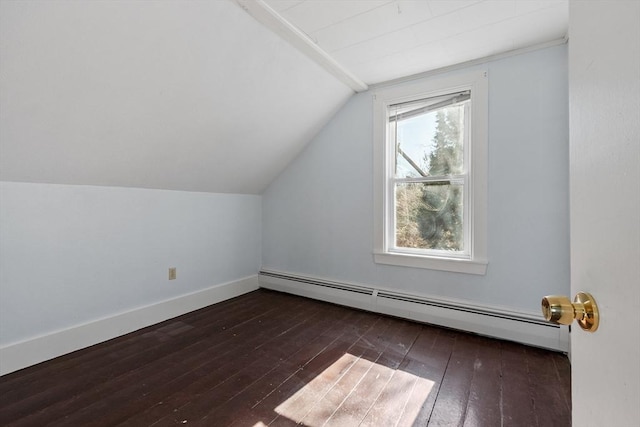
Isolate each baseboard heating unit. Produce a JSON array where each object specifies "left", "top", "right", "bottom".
[{"left": 259, "top": 270, "right": 568, "bottom": 352}]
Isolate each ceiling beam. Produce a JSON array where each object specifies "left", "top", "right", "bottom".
[{"left": 232, "top": 0, "right": 369, "bottom": 93}]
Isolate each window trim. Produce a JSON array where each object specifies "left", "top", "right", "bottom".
[{"left": 373, "top": 70, "right": 488, "bottom": 275}]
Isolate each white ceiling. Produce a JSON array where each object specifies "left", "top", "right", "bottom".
[
  {"left": 0, "top": 0, "right": 352, "bottom": 194},
  {"left": 1, "top": 0, "right": 568, "bottom": 195},
  {"left": 261, "top": 0, "right": 569, "bottom": 84}
]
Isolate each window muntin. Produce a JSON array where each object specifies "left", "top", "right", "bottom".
[{"left": 373, "top": 71, "right": 488, "bottom": 274}]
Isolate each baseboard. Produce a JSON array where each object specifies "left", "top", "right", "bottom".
[
  {"left": 0, "top": 275, "right": 259, "bottom": 376},
  {"left": 259, "top": 270, "right": 569, "bottom": 352}
]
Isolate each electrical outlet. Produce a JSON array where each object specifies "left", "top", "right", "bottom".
[{"left": 169, "top": 267, "right": 177, "bottom": 280}]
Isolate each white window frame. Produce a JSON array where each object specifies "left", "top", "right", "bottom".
[{"left": 373, "top": 70, "right": 488, "bottom": 275}]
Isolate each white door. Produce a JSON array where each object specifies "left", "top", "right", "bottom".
[{"left": 568, "top": 1, "right": 640, "bottom": 426}]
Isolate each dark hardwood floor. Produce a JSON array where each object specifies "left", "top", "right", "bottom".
[{"left": 0, "top": 289, "right": 571, "bottom": 426}]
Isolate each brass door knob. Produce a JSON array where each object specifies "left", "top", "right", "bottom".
[{"left": 541, "top": 292, "right": 599, "bottom": 332}]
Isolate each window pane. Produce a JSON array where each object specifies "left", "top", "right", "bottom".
[
  {"left": 394, "top": 103, "right": 466, "bottom": 178},
  {"left": 395, "top": 182, "right": 464, "bottom": 251}
]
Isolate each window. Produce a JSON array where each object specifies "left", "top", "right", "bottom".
[{"left": 373, "top": 71, "right": 488, "bottom": 274}]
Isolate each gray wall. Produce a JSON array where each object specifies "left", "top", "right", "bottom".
[
  {"left": 0, "top": 182, "right": 261, "bottom": 346},
  {"left": 262, "top": 45, "right": 569, "bottom": 313}
]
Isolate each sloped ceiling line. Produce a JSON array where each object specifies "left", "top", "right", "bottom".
[{"left": 232, "top": 0, "right": 369, "bottom": 92}]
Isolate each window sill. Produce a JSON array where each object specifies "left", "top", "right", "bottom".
[{"left": 374, "top": 252, "right": 488, "bottom": 275}]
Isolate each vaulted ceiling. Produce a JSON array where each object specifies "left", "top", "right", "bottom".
[
  {"left": 0, "top": 0, "right": 568, "bottom": 195},
  {"left": 0, "top": 0, "right": 352, "bottom": 194}
]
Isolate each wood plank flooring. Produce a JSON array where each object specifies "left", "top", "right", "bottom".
[{"left": 0, "top": 289, "right": 571, "bottom": 426}]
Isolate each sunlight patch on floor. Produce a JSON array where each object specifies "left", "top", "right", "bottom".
[{"left": 273, "top": 352, "right": 434, "bottom": 426}]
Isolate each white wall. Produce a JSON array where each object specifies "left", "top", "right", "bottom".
[
  {"left": 0, "top": 182, "right": 261, "bottom": 348},
  {"left": 568, "top": 0, "right": 640, "bottom": 425},
  {"left": 262, "top": 45, "right": 569, "bottom": 313}
]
